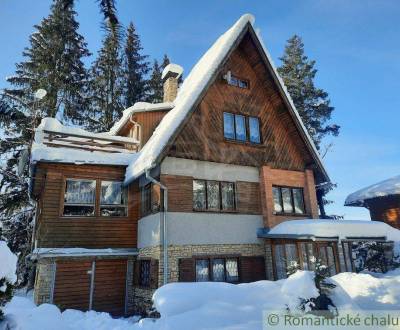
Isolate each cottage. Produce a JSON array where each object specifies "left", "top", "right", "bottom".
[
  {"left": 345, "top": 175, "right": 400, "bottom": 229},
  {"left": 29, "top": 14, "right": 397, "bottom": 317}
]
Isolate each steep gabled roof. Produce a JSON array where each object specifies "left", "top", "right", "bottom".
[
  {"left": 124, "top": 14, "right": 329, "bottom": 184},
  {"left": 345, "top": 175, "right": 400, "bottom": 207}
]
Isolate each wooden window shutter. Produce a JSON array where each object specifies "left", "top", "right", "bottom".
[
  {"left": 239, "top": 256, "right": 266, "bottom": 283},
  {"left": 133, "top": 259, "right": 141, "bottom": 286},
  {"left": 150, "top": 259, "right": 159, "bottom": 289},
  {"left": 178, "top": 258, "right": 195, "bottom": 282}
]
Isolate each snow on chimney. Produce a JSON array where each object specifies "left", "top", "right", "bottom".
[{"left": 162, "top": 64, "right": 183, "bottom": 102}]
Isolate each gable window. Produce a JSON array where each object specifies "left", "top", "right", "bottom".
[
  {"left": 228, "top": 75, "right": 249, "bottom": 89},
  {"left": 223, "top": 112, "right": 261, "bottom": 144},
  {"left": 140, "top": 183, "right": 152, "bottom": 216},
  {"left": 196, "top": 257, "right": 239, "bottom": 282},
  {"left": 272, "top": 186, "right": 305, "bottom": 215},
  {"left": 63, "top": 179, "right": 96, "bottom": 216},
  {"left": 193, "top": 180, "right": 236, "bottom": 212},
  {"left": 100, "top": 181, "right": 127, "bottom": 217}
]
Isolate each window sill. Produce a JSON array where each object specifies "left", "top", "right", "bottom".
[
  {"left": 273, "top": 212, "right": 310, "bottom": 217},
  {"left": 193, "top": 209, "right": 238, "bottom": 214},
  {"left": 223, "top": 138, "right": 264, "bottom": 148}
]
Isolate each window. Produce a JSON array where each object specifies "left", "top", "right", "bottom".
[
  {"left": 249, "top": 117, "right": 261, "bottom": 143},
  {"left": 272, "top": 186, "right": 305, "bottom": 215},
  {"left": 193, "top": 180, "right": 236, "bottom": 212},
  {"left": 223, "top": 112, "right": 261, "bottom": 144},
  {"left": 221, "top": 182, "right": 235, "bottom": 211},
  {"left": 299, "top": 242, "right": 316, "bottom": 271},
  {"left": 223, "top": 113, "right": 235, "bottom": 140},
  {"left": 141, "top": 184, "right": 152, "bottom": 216},
  {"left": 63, "top": 179, "right": 96, "bottom": 216},
  {"left": 207, "top": 181, "right": 220, "bottom": 210},
  {"left": 195, "top": 259, "right": 209, "bottom": 282},
  {"left": 195, "top": 257, "right": 239, "bottom": 282},
  {"left": 228, "top": 75, "right": 249, "bottom": 89},
  {"left": 235, "top": 115, "right": 246, "bottom": 141},
  {"left": 139, "top": 260, "right": 151, "bottom": 287},
  {"left": 63, "top": 178, "right": 129, "bottom": 217},
  {"left": 317, "top": 243, "right": 338, "bottom": 276},
  {"left": 100, "top": 181, "right": 127, "bottom": 217}
]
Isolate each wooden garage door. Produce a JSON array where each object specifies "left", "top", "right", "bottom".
[
  {"left": 53, "top": 260, "right": 92, "bottom": 311},
  {"left": 92, "top": 259, "right": 127, "bottom": 317}
]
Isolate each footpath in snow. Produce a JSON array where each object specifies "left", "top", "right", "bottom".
[{"left": 3, "top": 269, "right": 400, "bottom": 330}]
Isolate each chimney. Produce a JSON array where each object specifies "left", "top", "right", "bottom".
[{"left": 162, "top": 63, "right": 183, "bottom": 102}]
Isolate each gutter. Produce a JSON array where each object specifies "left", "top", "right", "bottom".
[{"left": 145, "top": 169, "right": 169, "bottom": 286}]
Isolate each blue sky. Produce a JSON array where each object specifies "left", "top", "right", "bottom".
[{"left": 1, "top": 0, "right": 399, "bottom": 219}]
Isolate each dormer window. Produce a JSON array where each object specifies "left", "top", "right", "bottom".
[{"left": 228, "top": 75, "right": 249, "bottom": 89}]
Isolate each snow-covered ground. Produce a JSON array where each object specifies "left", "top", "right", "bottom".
[{"left": 3, "top": 269, "right": 400, "bottom": 330}]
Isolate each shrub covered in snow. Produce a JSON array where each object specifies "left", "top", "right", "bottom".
[
  {"left": 352, "top": 241, "right": 399, "bottom": 273},
  {"left": 0, "top": 240, "right": 17, "bottom": 320}
]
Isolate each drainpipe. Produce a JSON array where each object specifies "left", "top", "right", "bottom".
[{"left": 145, "top": 169, "right": 168, "bottom": 285}]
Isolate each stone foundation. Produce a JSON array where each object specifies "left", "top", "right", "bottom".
[{"left": 34, "top": 258, "right": 56, "bottom": 305}]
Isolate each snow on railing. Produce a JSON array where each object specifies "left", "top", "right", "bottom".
[{"left": 36, "top": 118, "right": 140, "bottom": 154}]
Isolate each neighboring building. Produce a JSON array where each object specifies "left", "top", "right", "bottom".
[
  {"left": 29, "top": 14, "right": 397, "bottom": 317},
  {"left": 345, "top": 175, "right": 400, "bottom": 229}
]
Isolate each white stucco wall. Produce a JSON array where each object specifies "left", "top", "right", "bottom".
[
  {"left": 138, "top": 212, "right": 263, "bottom": 248},
  {"left": 160, "top": 157, "right": 259, "bottom": 182}
]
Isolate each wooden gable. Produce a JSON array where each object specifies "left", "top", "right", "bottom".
[{"left": 167, "top": 31, "right": 315, "bottom": 174}]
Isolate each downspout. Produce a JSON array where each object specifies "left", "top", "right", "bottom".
[{"left": 145, "top": 169, "right": 168, "bottom": 285}]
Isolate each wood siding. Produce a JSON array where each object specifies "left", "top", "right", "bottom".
[
  {"left": 367, "top": 196, "right": 400, "bottom": 229},
  {"left": 93, "top": 259, "right": 127, "bottom": 316},
  {"left": 35, "top": 163, "right": 139, "bottom": 248},
  {"left": 159, "top": 174, "right": 261, "bottom": 214},
  {"left": 167, "top": 32, "right": 314, "bottom": 174},
  {"left": 53, "top": 260, "right": 92, "bottom": 311},
  {"left": 119, "top": 110, "right": 169, "bottom": 147}
]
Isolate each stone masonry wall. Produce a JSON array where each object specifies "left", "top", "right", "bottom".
[{"left": 34, "top": 258, "right": 56, "bottom": 305}]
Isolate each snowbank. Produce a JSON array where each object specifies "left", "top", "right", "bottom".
[
  {"left": 4, "top": 269, "right": 400, "bottom": 329},
  {"left": 0, "top": 241, "right": 17, "bottom": 289},
  {"left": 267, "top": 219, "right": 400, "bottom": 241},
  {"left": 345, "top": 175, "right": 400, "bottom": 206}
]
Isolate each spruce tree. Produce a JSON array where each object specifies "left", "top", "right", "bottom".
[
  {"left": 147, "top": 60, "right": 163, "bottom": 103},
  {"left": 278, "top": 35, "right": 339, "bottom": 151},
  {"left": 87, "top": 23, "right": 125, "bottom": 131},
  {"left": 0, "top": 0, "right": 90, "bottom": 285},
  {"left": 147, "top": 54, "right": 171, "bottom": 103},
  {"left": 123, "top": 22, "right": 150, "bottom": 107},
  {"left": 4, "top": 0, "right": 90, "bottom": 124}
]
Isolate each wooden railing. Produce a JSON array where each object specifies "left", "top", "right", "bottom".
[{"left": 42, "top": 130, "right": 139, "bottom": 153}]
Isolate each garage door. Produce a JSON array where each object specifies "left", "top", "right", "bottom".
[
  {"left": 93, "top": 259, "right": 127, "bottom": 316},
  {"left": 53, "top": 259, "right": 127, "bottom": 316},
  {"left": 53, "top": 260, "right": 92, "bottom": 311}
]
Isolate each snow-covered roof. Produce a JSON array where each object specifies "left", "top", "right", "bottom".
[
  {"left": 259, "top": 219, "right": 400, "bottom": 241},
  {"left": 31, "top": 247, "right": 138, "bottom": 259},
  {"left": 124, "top": 14, "right": 328, "bottom": 184},
  {"left": 108, "top": 102, "right": 174, "bottom": 136},
  {"left": 31, "top": 118, "right": 139, "bottom": 166},
  {"left": 345, "top": 175, "right": 400, "bottom": 207},
  {"left": 161, "top": 63, "right": 184, "bottom": 80}
]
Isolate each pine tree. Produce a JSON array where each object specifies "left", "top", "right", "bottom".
[
  {"left": 123, "top": 22, "right": 150, "bottom": 107},
  {"left": 278, "top": 35, "right": 339, "bottom": 151},
  {"left": 87, "top": 23, "right": 125, "bottom": 131},
  {"left": 0, "top": 0, "right": 90, "bottom": 285},
  {"left": 147, "top": 54, "right": 171, "bottom": 103}
]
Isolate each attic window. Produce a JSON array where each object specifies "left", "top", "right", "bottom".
[{"left": 228, "top": 75, "right": 249, "bottom": 89}]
